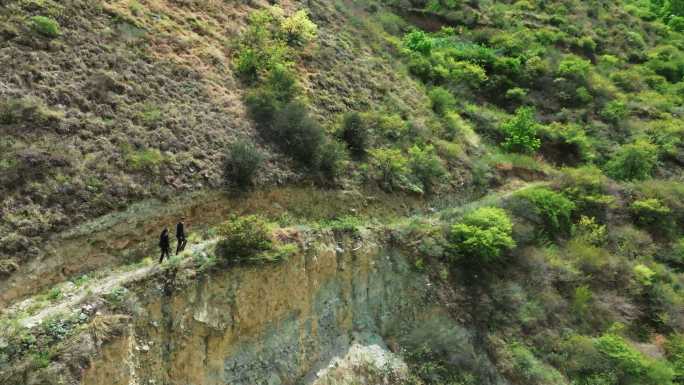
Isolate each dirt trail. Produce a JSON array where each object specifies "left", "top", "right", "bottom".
[
  {"left": 7, "top": 179, "right": 542, "bottom": 331},
  {"left": 1, "top": 186, "right": 428, "bottom": 308}
]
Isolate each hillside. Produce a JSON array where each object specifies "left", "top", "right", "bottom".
[{"left": 1, "top": 0, "right": 684, "bottom": 384}]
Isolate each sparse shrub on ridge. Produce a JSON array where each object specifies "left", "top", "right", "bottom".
[{"left": 215, "top": 215, "right": 273, "bottom": 263}]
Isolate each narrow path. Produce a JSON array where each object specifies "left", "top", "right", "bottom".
[{"left": 5, "top": 180, "right": 540, "bottom": 331}]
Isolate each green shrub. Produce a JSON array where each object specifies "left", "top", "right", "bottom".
[
  {"left": 29, "top": 16, "right": 61, "bottom": 38},
  {"left": 557, "top": 55, "right": 591, "bottom": 83},
  {"left": 668, "top": 238, "right": 684, "bottom": 267},
  {"left": 513, "top": 187, "right": 575, "bottom": 237},
  {"left": 368, "top": 148, "right": 416, "bottom": 193},
  {"left": 224, "top": 141, "right": 263, "bottom": 189},
  {"left": 339, "top": 112, "right": 368, "bottom": 157},
  {"left": 630, "top": 198, "right": 675, "bottom": 236},
  {"left": 280, "top": 9, "right": 317, "bottom": 45},
  {"left": 447, "top": 207, "right": 516, "bottom": 266},
  {"left": 316, "top": 140, "right": 348, "bottom": 182},
  {"left": 601, "top": 100, "right": 629, "bottom": 124},
  {"left": 594, "top": 333, "right": 675, "bottom": 385},
  {"left": 605, "top": 140, "right": 658, "bottom": 181},
  {"left": 665, "top": 334, "right": 684, "bottom": 382},
  {"left": 507, "top": 342, "right": 566, "bottom": 385},
  {"left": 408, "top": 144, "right": 447, "bottom": 195},
  {"left": 272, "top": 102, "right": 325, "bottom": 166},
  {"left": 559, "top": 166, "right": 614, "bottom": 219},
  {"left": 501, "top": 107, "right": 542, "bottom": 154},
  {"left": 429, "top": 87, "right": 456, "bottom": 115},
  {"left": 215, "top": 215, "right": 272, "bottom": 263},
  {"left": 403, "top": 29, "right": 433, "bottom": 55},
  {"left": 126, "top": 147, "right": 165, "bottom": 172},
  {"left": 541, "top": 122, "right": 595, "bottom": 164}
]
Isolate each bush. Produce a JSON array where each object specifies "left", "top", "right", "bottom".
[
  {"left": 447, "top": 207, "right": 516, "bottom": 266},
  {"left": 408, "top": 144, "right": 447, "bottom": 195},
  {"left": 316, "top": 140, "right": 348, "bottom": 182},
  {"left": 605, "top": 140, "right": 658, "bottom": 181},
  {"left": 126, "top": 147, "right": 165, "bottom": 172},
  {"left": 513, "top": 187, "right": 575, "bottom": 237},
  {"left": 501, "top": 107, "right": 542, "bottom": 154},
  {"left": 557, "top": 55, "right": 591, "bottom": 83},
  {"left": 272, "top": 102, "right": 325, "bottom": 166},
  {"left": 558, "top": 166, "right": 614, "bottom": 219},
  {"left": 339, "top": 112, "right": 368, "bottom": 157},
  {"left": 601, "top": 100, "right": 629, "bottom": 124},
  {"left": 429, "top": 87, "right": 456, "bottom": 115},
  {"left": 630, "top": 198, "right": 675, "bottom": 236},
  {"left": 29, "top": 16, "right": 60, "bottom": 38},
  {"left": 215, "top": 215, "right": 272, "bottom": 262},
  {"left": 224, "top": 141, "right": 263, "bottom": 189},
  {"left": 280, "top": 9, "right": 317, "bottom": 45},
  {"left": 594, "top": 333, "right": 675, "bottom": 385},
  {"left": 403, "top": 29, "right": 433, "bottom": 55},
  {"left": 368, "top": 148, "right": 415, "bottom": 192}
]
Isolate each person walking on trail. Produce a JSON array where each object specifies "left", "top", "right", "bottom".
[
  {"left": 159, "top": 227, "right": 171, "bottom": 263},
  {"left": 176, "top": 218, "right": 187, "bottom": 255}
]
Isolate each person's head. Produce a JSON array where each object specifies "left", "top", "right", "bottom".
[
  {"left": 180, "top": 217, "right": 185, "bottom": 223},
  {"left": 162, "top": 227, "right": 168, "bottom": 234}
]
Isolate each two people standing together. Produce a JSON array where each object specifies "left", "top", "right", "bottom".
[{"left": 159, "top": 219, "right": 187, "bottom": 263}]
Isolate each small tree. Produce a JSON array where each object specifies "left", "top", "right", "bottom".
[
  {"left": 224, "top": 141, "right": 263, "bottom": 189},
  {"left": 447, "top": 207, "right": 516, "bottom": 265},
  {"left": 501, "top": 107, "right": 541, "bottom": 154}
]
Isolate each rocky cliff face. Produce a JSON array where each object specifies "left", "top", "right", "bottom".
[{"left": 45, "top": 231, "right": 463, "bottom": 385}]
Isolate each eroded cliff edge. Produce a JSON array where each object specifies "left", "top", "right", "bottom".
[{"left": 5, "top": 230, "right": 497, "bottom": 385}]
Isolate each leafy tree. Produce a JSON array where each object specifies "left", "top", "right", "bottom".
[
  {"left": 605, "top": 140, "right": 659, "bottom": 181},
  {"left": 447, "top": 207, "right": 516, "bottom": 265},
  {"left": 501, "top": 107, "right": 542, "bottom": 154}
]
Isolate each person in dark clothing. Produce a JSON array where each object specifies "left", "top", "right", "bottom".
[
  {"left": 176, "top": 219, "right": 187, "bottom": 255},
  {"left": 159, "top": 227, "right": 171, "bottom": 263}
]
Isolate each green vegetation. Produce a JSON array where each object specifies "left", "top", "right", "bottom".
[
  {"left": 500, "top": 107, "right": 542, "bottom": 154},
  {"left": 513, "top": 187, "right": 576, "bottom": 237},
  {"left": 447, "top": 207, "right": 515, "bottom": 266},
  {"left": 215, "top": 215, "right": 273, "bottom": 263},
  {"left": 224, "top": 141, "right": 263, "bottom": 189},
  {"left": 29, "top": 16, "right": 60, "bottom": 38}
]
